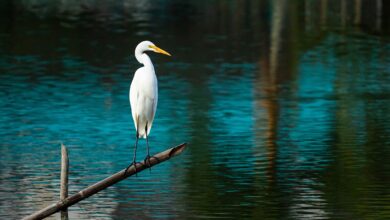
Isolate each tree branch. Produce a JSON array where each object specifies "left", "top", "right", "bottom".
[
  {"left": 60, "top": 144, "right": 69, "bottom": 220},
  {"left": 23, "top": 143, "right": 187, "bottom": 220}
]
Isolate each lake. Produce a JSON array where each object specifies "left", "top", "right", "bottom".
[{"left": 0, "top": 0, "right": 389, "bottom": 219}]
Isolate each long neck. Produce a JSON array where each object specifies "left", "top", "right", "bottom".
[{"left": 135, "top": 51, "right": 155, "bottom": 72}]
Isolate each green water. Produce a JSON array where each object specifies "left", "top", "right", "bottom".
[{"left": 0, "top": 0, "right": 390, "bottom": 219}]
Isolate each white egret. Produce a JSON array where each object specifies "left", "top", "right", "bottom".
[{"left": 127, "top": 40, "right": 171, "bottom": 172}]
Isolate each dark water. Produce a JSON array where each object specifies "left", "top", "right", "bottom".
[{"left": 1, "top": 0, "right": 390, "bottom": 219}]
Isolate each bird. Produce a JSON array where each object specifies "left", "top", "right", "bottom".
[{"left": 126, "top": 41, "right": 171, "bottom": 173}]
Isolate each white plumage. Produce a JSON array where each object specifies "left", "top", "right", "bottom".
[
  {"left": 130, "top": 52, "right": 158, "bottom": 138},
  {"left": 127, "top": 41, "right": 171, "bottom": 168}
]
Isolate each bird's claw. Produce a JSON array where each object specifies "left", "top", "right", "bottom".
[
  {"left": 144, "top": 155, "right": 151, "bottom": 168},
  {"left": 143, "top": 155, "right": 161, "bottom": 173},
  {"left": 124, "top": 161, "right": 141, "bottom": 176}
]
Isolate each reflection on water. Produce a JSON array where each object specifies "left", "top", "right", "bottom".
[{"left": 1, "top": 0, "right": 390, "bottom": 219}]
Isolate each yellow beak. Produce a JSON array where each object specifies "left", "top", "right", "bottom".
[{"left": 149, "top": 45, "right": 171, "bottom": 56}]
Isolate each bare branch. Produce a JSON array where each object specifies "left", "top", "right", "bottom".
[
  {"left": 23, "top": 143, "right": 187, "bottom": 220},
  {"left": 60, "top": 144, "right": 69, "bottom": 220}
]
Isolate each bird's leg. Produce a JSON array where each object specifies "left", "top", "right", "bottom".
[
  {"left": 125, "top": 131, "right": 139, "bottom": 176},
  {"left": 144, "top": 123, "right": 152, "bottom": 173}
]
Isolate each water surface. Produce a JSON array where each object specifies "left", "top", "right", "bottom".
[{"left": 1, "top": 0, "right": 390, "bottom": 219}]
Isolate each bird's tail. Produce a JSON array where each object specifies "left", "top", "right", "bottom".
[{"left": 136, "top": 121, "right": 152, "bottom": 139}]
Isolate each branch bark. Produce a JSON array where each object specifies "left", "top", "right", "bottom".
[
  {"left": 23, "top": 143, "right": 187, "bottom": 220},
  {"left": 60, "top": 144, "right": 69, "bottom": 220}
]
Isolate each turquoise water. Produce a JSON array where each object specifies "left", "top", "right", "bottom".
[{"left": 1, "top": 1, "right": 390, "bottom": 219}]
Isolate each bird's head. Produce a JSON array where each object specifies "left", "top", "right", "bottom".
[{"left": 137, "top": 41, "right": 171, "bottom": 56}]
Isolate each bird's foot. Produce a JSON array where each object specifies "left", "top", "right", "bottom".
[
  {"left": 144, "top": 155, "right": 152, "bottom": 173},
  {"left": 143, "top": 155, "right": 161, "bottom": 173},
  {"left": 124, "top": 161, "right": 141, "bottom": 176}
]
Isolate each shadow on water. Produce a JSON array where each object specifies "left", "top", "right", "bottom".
[{"left": 0, "top": 0, "right": 390, "bottom": 219}]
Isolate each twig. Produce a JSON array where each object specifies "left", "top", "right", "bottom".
[{"left": 60, "top": 144, "right": 69, "bottom": 220}]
